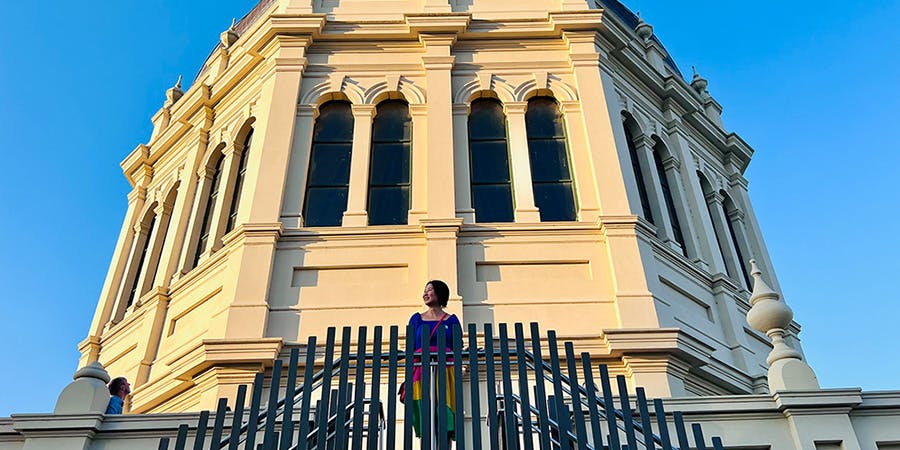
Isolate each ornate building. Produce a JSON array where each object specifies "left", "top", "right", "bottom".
[
  {"left": 79, "top": 0, "right": 789, "bottom": 414},
  {"left": 3, "top": 1, "right": 900, "bottom": 449}
]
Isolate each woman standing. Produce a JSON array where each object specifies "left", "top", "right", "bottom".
[{"left": 408, "top": 280, "right": 461, "bottom": 445}]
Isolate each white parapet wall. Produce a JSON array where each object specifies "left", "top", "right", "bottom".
[{"left": 2, "top": 389, "right": 900, "bottom": 450}]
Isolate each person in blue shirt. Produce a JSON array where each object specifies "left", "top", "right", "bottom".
[{"left": 106, "top": 377, "right": 130, "bottom": 414}]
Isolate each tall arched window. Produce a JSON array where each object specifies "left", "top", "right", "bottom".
[
  {"left": 468, "top": 98, "right": 513, "bottom": 223},
  {"left": 722, "top": 194, "right": 752, "bottom": 288},
  {"left": 127, "top": 214, "right": 156, "bottom": 307},
  {"left": 303, "top": 101, "right": 354, "bottom": 227},
  {"left": 368, "top": 100, "right": 411, "bottom": 226},
  {"left": 192, "top": 154, "right": 225, "bottom": 268},
  {"left": 525, "top": 96, "right": 576, "bottom": 222},
  {"left": 653, "top": 143, "right": 687, "bottom": 255},
  {"left": 226, "top": 129, "right": 253, "bottom": 233},
  {"left": 622, "top": 121, "right": 654, "bottom": 224}
]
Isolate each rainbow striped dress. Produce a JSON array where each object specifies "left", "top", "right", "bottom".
[{"left": 408, "top": 312, "right": 461, "bottom": 440}]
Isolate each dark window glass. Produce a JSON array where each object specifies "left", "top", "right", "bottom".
[
  {"left": 368, "top": 100, "right": 411, "bottom": 225},
  {"left": 192, "top": 155, "right": 225, "bottom": 268},
  {"left": 469, "top": 99, "right": 513, "bottom": 223},
  {"left": 623, "top": 125, "right": 654, "bottom": 224},
  {"left": 303, "top": 102, "right": 354, "bottom": 227},
  {"left": 653, "top": 149, "right": 687, "bottom": 255},
  {"left": 525, "top": 97, "right": 576, "bottom": 222},
  {"left": 127, "top": 215, "right": 156, "bottom": 307},
  {"left": 725, "top": 203, "right": 752, "bottom": 288},
  {"left": 226, "top": 130, "right": 253, "bottom": 233}
]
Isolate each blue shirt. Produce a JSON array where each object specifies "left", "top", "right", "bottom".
[
  {"left": 408, "top": 313, "right": 461, "bottom": 350},
  {"left": 106, "top": 396, "right": 124, "bottom": 414}
]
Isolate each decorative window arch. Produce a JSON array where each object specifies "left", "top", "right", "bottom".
[
  {"left": 367, "top": 99, "right": 411, "bottom": 226},
  {"left": 622, "top": 114, "right": 654, "bottom": 224},
  {"left": 652, "top": 138, "right": 687, "bottom": 256},
  {"left": 468, "top": 97, "right": 514, "bottom": 223},
  {"left": 303, "top": 101, "right": 354, "bottom": 227},
  {"left": 191, "top": 153, "right": 226, "bottom": 269},
  {"left": 225, "top": 129, "right": 253, "bottom": 233},
  {"left": 525, "top": 96, "right": 576, "bottom": 222}
]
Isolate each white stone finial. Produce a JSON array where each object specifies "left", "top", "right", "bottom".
[
  {"left": 746, "top": 260, "right": 820, "bottom": 391},
  {"left": 54, "top": 362, "right": 113, "bottom": 414},
  {"left": 691, "top": 66, "right": 709, "bottom": 96},
  {"left": 221, "top": 18, "right": 240, "bottom": 48},
  {"left": 635, "top": 12, "right": 654, "bottom": 41},
  {"left": 164, "top": 75, "right": 184, "bottom": 108}
]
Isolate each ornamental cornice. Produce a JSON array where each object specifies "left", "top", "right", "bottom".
[{"left": 405, "top": 13, "right": 470, "bottom": 35}]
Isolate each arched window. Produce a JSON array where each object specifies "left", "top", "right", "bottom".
[
  {"left": 226, "top": 129, "right": 253, "bottom": 233},
  {"left": 722, "top": 194, "right": 752, "bottom": 288},
  {"left": 127, "top": 214, "right": 156, "bottom": 308},
  {"left": 303, "top": 102, "right": 354, "bottom": 227},
  {"left": 652, "top": 143, "right": 687, "bottom": 255},
  {"left": 368, "top": 100, "right": 411, "bottom": 226},
  {"left": 622, "top": 121, "right": 654, "bottom": 224},
  {"left": 192, "top": 154, "right": 225, "bottom": 268},
  {"left": 525, "top": 96, "right": 576, "bottom": 222},
  {"left": 468, "top": 98, "right": 514, "bottom": 223}
]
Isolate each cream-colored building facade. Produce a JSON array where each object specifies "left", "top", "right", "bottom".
[
  {"left": 3, "top": 1, "right": 900, "bottom": 449},
  {"left": 78, "top": 0, "right": 790, "bottom": 414}
]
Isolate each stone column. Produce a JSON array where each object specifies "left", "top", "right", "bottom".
[
  {"left": 559, "top": 100, "right": 601, "bottom": 222},
  {"left": 131, "top": 202, "right": 171, "bottom": 302},
  {"left": 635, "top": 135, "right": 677, "bottom": 248},
  {"left": 726, "top": 207, "right": 754, "bottom": 282},
  {"left": 666, "top": 132, "right": 721, "bottom": 272},
  {"left": 504, "top": 102, "right": 541, "bottom": 222},
  {"left": 422, "top": 35, "right": 457, "bottom": 220},
  {"left": 175, "top": 150, "right": 221, "bottom": 275},
  {"left": 661, "top": 155, "right": 700, "bottom": 259},
  {"left": 110, "top": 217, "right": 153, "bottom": 323},
  {"left": 343, "top": 104, "right": 376, "bottom": 227},
  {"left": 281, "top": 104, "right": 317, "bottom": 228},
  {"left": 155, "top": 135, "right": 206, "bottom": 286},
  {"left": 205, "top": 142, "right": 240, "bottom": 253},
  {"left": 409, "top": 103, "right": 429, "bottom": 223},
  {"left": 452, "top": 103, "right": 475, "bottom": 224},
  {"left": 706, "top": 191, "right": 744, "bottom": 287}
]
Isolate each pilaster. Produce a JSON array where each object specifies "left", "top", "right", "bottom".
[
  {"left": 559, "top": 100, "right": 600, "bottom": 222},
  {"left": 452, "top": 103, "right": 475, "bottom": 224},
  {"left": 729, "top": 177, "right": 782, "bottom": 291},
  {"left": 599, "top": 216, "right": 660, "bottom": 328},
  {"left": 208, "top": 142, "right": 244, "bottom": 250},
  {"left": 635, "top": 135, "right": 677, "bottom": 248},
  {"left": 282, "top": 105, "right": 317, "bottom": 228},
  {"left": 504, "top": 102, "right": 541, "bottom": 222},
  {"left": 409, "top": 103, "right": 429, "bottom": 224},
  {"left": 421, "top": 34, "right": 457, "bottom": 221},
  {"left": 706, "top": 192, "right": 745, "bottom": 288},
  {"left": 565, "top": 31, "right": 637, "bottom": 216},
  {"left": 343, "top": 105, "right": 376, "bottom": 227},
  {"left": 661, "top": 155, "right": 700, "bottom": 260}
]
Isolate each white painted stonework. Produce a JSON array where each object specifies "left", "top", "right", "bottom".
[{"left": 3, "top": 0, "right": 898, "bottom": 449}]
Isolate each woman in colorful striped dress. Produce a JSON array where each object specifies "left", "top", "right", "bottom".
[{"left": 408, "top": 280, "right": 461, "bottom": 445}]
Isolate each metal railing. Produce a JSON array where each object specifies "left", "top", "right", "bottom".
[{"left": 159, "top": 323, "right": 726, "bottom": 450}]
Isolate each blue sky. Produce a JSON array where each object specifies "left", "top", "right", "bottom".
[{"left": 0, "top": 0, "right": 897, "bottom": 416}]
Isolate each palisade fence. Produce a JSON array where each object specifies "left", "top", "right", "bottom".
[{"left": 158, "top": 323, "right": 725, "bottom": 450}]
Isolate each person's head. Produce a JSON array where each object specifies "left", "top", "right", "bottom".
[
  {"left": 423, "top": 280, "right": 450, "bottom": 308},
  {"left": 108, "top": 377, "right": 131, "bottom": 398}
]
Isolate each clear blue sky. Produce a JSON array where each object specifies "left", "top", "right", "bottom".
[{"left": 0, "top": 1, "right": 897, "bottom": 416}]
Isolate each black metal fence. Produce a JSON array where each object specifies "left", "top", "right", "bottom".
[{"left": 159, "top": 323, "right": 726, "bottom": 450}]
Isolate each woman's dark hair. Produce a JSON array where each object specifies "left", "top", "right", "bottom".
[
  {"left": 428, "top": 280, "right": 450, "bottom": 307},
  {"left": 108, "top": 377, "right": 128, "bottom": 396}
]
